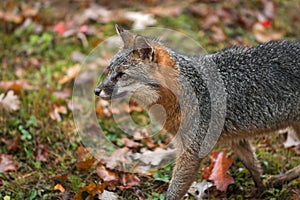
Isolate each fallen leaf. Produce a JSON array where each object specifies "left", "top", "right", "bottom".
[
  {"left": 252, "top": 22, "right": 283, "bottom": 43},
  {"left": 119, "top": 172, "right": 140, "bottom": 191},
  {"left": 123, "top": 12, "right": 156, "bottom": 29},
  {"left": 149, "top": 6, "right": 183, "bottom": 17},
  {"left": 79, "top": 25, "right": 88, "bottom": 33},
  {"left": 58, "top": 64, "right": 80, "bottom": 85},
  {"left": 96, "top": 162, "right": 119, "bottom": 182},
  {"left": 208, "top": 152, "right": 234, "bottom": 192},
  {"left": 1, "top": 133, "right": 20, "bottom": 152},
  {"left": 281, "top": 128, "right": 300, "bottom": 148},
  {"left": 262, "top": 0, "right": 275, "bottom": 19},
  {"left": 71, "top": 51, "right": 86, "bottom": 62},
  {"left": 211, "top": 26, "right": 227, "bottom": 42},
  {"left": 132, "top": 129, "right": 158, "bottom": 149},
  {"left": 54, "top": 184, "right": 65, "bottom": 193},
  {"left": 53, "top": 89, "right": 71, "bottom": 99},
  {"left": 188, "top": 180, "right": 213, "bottom": 200},
  {"left": 135, "top": 148, "right": 176, "bottom": 166},
  {"left": 98, "top": 190, "right": 118, "bottom": 200},
  {"left": 73, "top": 182, "right": 108, "bottom": 200},
  {"left": 260, "top": 20, "right": 272, "bottom": 28},
  {"left": 202, "top": 152, "right": 219, "bottom": 180},
  {"left": 0, "top": 154, "right": 18, "bottom": 172},
  {"left": 105, "top": 147, "right": 132, "bottom": 169},
  {"left": 0, "top": 80, "right": 36, "bottom": 93},
  {"left": 34, "top": 143, "right": 49, "bottom": 162},
  {"left": 53, "top": 22, "right": 66, "bottom": 37},
  {"left": 22, "top": 5, "right": 39, "bottom": 18},
  {"left": 49, "top": 105, "right": 67, "bottom": 122},
  {"left": 76, "top": 146, "right": 96, "bottom": 172},
  {"left": 121, "top": 138, "right": 143, "bottom": 149},
  {"left": 96, "top": 162, "right": 140, "bottom": 191},
  {"left": 0, "top": 91, "right": 20, "bottom": 112}
]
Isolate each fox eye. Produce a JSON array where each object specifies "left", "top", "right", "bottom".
[{"left": 118, "top": 72, "right": 129, "bottom": 80}]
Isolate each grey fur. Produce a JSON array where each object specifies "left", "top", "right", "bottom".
[{"left": 95, "top": 28, "right": 300, "bottom": 200}]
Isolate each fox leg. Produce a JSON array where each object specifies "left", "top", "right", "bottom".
[
  {"left": 165, "top": 148, "right": 201, "bottom": 200},
  {"left": 231, "top": 139, "right": 265, "bottom": 189},
  {"left": 267, "top": 123, "right": 300, "bottom": 187}
]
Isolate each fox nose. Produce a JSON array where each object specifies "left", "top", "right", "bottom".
[{"left": 94, "top": 87, "right": 101, "bottom": 96}]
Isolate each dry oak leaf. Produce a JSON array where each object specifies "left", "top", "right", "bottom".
[
  {"left": 0, "top": 154, "right": 18, "bottom": 172},
  {"left": 96, "top": 162, "right": 140, "bottom": 191},
  {"left": 76, "top": 146, "right": 96, "bottom": 172},
  {"left": 208, "top": 152, "right": 234, "bottom": 192},
  {"left": 202, "top": 151, "right": 219, "bottom": 180},
  {"left": 0, "top": 90, "right": 20, "bottom": 112}
]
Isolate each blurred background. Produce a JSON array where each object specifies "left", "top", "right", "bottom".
[{"left": 1, "top": 0, "right": 300, "bottom": 199}]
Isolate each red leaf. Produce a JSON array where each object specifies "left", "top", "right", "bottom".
[
  {"left": 208, "top": 152, "right": 234, "bottom": 192},
  {"left": 53, "top": 22, "right": 66, "bottom": 37},
  {"left": 202, "top": 152, "right": 219, "bottom": 180},
  {"left": 79, "top": 25, "right": 88, "bottom": 33},
  {"left": 260, "top": 20, "right": 271, "bottom": 28}
]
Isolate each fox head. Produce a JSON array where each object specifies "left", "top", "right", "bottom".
[{"left": 94, "top": 25, "right": 179, "bottom": 107}]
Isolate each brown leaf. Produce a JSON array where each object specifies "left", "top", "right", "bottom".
[
  {"left": 53, "top": 89, "right": 71, "bottom": 99},
  {"left": 211, "top": 26, "right": 227, "bottom": 43},
  {"left": 54, "top": 183, "right": 65, "bottom": 193},
  {"left": 119, "top": 172, "right": 140, "bottom": 191},
  {"left": 22, "top": 6, "right": 39, "bottom": 18},
  {"left": 133, "top": 129, "right": 158, "bottom": 149},
  {"left": 49, "top": 105, "right": 67, "bottom": 122},
  {"left": 0, "top": 79, "right": 36, "bottom": 93},
  {"left": 58, "top": 64, "right": 80, "bottom": 85},
  {"left": 121, "top": 138, "right": 143, "bottom": 149},
  {"left": 252, "top": 23, "right": 283, "bottom": 43},
  {"left": 76, "top": 146, "right": 96, "bottom": 172},
  {"left": 149, "top": 6, "right": 183, "bottom": 17},
  {"left": 1, "top": 133, "right": 20, "bottom": 152},
  {"left": 0, "top": 154, "right": 18, "bottom": 172},
  {"left": 209, "top": 152, "right": 234, "bottom": 192},
  {"left": 0, "top": 91, "right": 20, "bottom": 113},
  {"left": 34, "top": 143, "right": 49, "bottom": 162},
  {"left": 96, "top": 162, "right": 140, "bottom": 191},
  {"left": 73, "top": 182, "right": 108, "bottom": 200},
  {"left": 96, "top": 162, "right": 118, "bottom": 182}
]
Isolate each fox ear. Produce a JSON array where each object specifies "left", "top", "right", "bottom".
[
  {"left": 133, "top": 35, "right": 155, "bottom": 61},
  {"left": 115, "top": 24, "right": 135, "bottom": 49}
]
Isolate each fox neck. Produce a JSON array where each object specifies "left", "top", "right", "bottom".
[{"left": 147, "top": 86, "right": 181, "bottom": 136}]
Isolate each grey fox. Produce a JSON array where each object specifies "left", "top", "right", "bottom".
[{"left": 94, "top": 25, "right": 300, "bottom": 199}]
